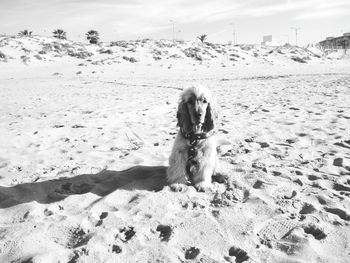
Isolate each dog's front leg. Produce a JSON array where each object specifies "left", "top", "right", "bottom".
[
  {"left": 167, "top": 149, "right": 188, "bottom": 185},
  {"left": 193, "top": 164, "right": 215, "bottom": 192}
]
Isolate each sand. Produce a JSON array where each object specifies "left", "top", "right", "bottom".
[{"left": 0, "top": 35, "right": 350, "bottom": 263}]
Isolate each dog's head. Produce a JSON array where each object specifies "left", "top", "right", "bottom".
[{"left": 177, "top": 84, "right": 217, "bottom": 134}]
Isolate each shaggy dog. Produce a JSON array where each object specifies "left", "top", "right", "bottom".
[{"left": 167, "top": 84, "right": 218, "bottom": 191}]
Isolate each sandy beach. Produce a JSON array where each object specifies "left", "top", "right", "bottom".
[{"left": 1, "top": 35, "right": 350, "bottom": 262}]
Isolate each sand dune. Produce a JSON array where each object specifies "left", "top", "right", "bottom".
[
  {"left": 0, "top": 35, "right": 335, "bottom": 67},
  {"left": 0, "top": 36, "right": 350, "bottom": 262}
]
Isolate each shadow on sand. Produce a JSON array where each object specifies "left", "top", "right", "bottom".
[{"left": 0, "top": 166, "right": 168, "bottom": 209}]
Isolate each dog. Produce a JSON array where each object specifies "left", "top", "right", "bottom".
[{"left": 167, "top": 84, "right": 218, "bottom": 191}]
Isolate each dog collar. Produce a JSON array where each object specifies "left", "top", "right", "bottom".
[{"left": 180, "top": 129, "right": 215, "bottom": 142}]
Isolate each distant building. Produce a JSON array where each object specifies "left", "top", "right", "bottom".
[
  {"left": 263, "top": 35, "right": 272, "bottom": 43},
  {"left": 261, "top": 35, "right": 280, "bottom": 46},
  {"left": 318, "top": 33, "right": 350, "bottom": 50}
]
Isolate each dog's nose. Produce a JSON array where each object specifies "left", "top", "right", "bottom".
[{"left": 196, "top": 112, "right": 202, "bottom": 119}]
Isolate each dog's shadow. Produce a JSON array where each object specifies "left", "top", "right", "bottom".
[{"left": 0, "top": 166, "right": 168, "bottom": 209}]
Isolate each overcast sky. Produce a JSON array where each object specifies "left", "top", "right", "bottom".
[{"left": 0, "top": 0, "right": 349, "bottom": 45}]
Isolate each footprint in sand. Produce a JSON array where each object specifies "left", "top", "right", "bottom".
[
  {"left": 68, "top": 248, "right": 88, "bottom": 263},
  {"left": 297, "top": 133, "right": 308, "bottom": 137},
  {"left": 118, "top": 226, "right": 136, "bottom": 243},
  {"left": 228, "top": 246, "right": 249, "bottom": 263},
  {"left": 257, "top": 142, "right": 270, "bottom": 148},
  {"left": 316, "top": 195, "right": 328, "bottom": 205},
  {"left": 156, "top": 224, "right": 172, "bottom": 242},
  {"left": 324, "top": 207, "right": 350, "bottom": 221},
  {"left": 299, "top": 203, "right": 316, "bottom": 215},
  {"left": 272, "top": 186, "right": 297, "bottom": 200},
  {"left": 257, "top": 218, "right": 299, "bottom": 248},
  {"left": 303, "top": 224, "right": 327, "bottom": 240},
  {"left": 44, "top": 208, "right": 53, "bottom": 216},
  {"left": 211, "top": 187, "right": 249, "bottom": 207},
  {"left": 71, "top": 124, "right": 86, "bottom": 129},
  {"left": 333, "top": 183, "right": 350, "bottom": 192},
  {"left": 252, "top": 162, "right": 267, "bottom": 173},
  {"left": 274, "top": 228, "right": 308, "bottom": 256},
  {"left": 181, "top": 199, "right": 206, "bottom": 210},
  {"left": 111, "top": 245, "right": 122, "bottom": 254},
  {"left": 308, "top": 174, "right": 321, "bottom": 181},
  {"left": 68, "top": 251, "right": 80, "bottom": 263},
  {"left": 19, "top": 211, "right": 30, "bottom": 223},
  {"left": 62, "top": 227, "right": 92, "bottom": 249},
  {"left": 252, "top": 180, "right": 264, "bottom": 189},
  {"left": 334, "top": 142, "right": 350, "bottom": 150},
  {"left": 95, "top": 212, "right": 108, "bottom": 227},
  {"left": 271, "top": 171, "right": 282, "bottom": 177},
  {"left": 289, "top": 107, "right": 300, "bottom": 111},
  {"left": 100, "top": 212, "right": 108, "bottom": 219},
  {"left": 258, "top": 214, "right": 314, "bottom": 255},
  {"left": 294, "top": 170, "right": 303, "bottom": 176},
  {"left": 184, "top": 247, "right": 200, "bottom": 260},
  {"left": 293, "top": 179, "right": 303, "bottom": 186},
  {"left": 333, "top": 158, "right": 343, "bottom": 167}
]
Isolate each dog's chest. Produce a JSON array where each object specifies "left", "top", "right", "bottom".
[
  {"left": 185, "top": 139, "right": 205, "bottom": 158},
  {"left": 185, "top": 140, "right": 206, "bottom": 176}
]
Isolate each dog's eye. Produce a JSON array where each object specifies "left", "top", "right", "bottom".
[
  {"left": 188, "top": 99, "right": 194, "bottom": 105},
  {"left": 203, "top": 99, "right": 207, "bottom": 104}
]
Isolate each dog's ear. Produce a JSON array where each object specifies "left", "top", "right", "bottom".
[
  {"left": 177, "top": 100, "right": 192, "bottom": 133},
  {"left": 203, "top": 100, "right": 217, "bottom": 132}
]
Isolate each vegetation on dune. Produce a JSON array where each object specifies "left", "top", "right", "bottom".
[
  {"left": 53, "top": 29, "right": 67, "bottom": 40},
  {"left": 0, "top": 32, "right": 335, "bottom": 64},
  {"left": 197, "top": 34, "right": 207, "bottom": 43},
  {"left": 18, "top": 30, "right": 32, "bottom": 37},
  {"left": 86, "top": 30, "right": 99, "bottom": 44}
]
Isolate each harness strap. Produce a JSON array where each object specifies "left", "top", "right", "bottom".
[{"left": 181, "top": 129, "right": 214, "bottom": 184}]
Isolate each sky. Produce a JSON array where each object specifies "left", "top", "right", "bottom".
[{"left": 0, "top": 0, "right": 349, "bottom": 45}]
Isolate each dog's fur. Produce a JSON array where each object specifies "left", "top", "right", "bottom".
[{"left": 167, "top": 84, "right": 218, "bottom": 191}]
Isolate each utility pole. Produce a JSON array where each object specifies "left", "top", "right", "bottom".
[
  {"left": 170, "top": 20, "right": 175, "bottom": 42},
  {"left": 176, "top": 30, "right": 181, "bottom": 40},
  {"left": 230, "top": 23, "right": 236, "bottom": 45},
  {"left": 290, "top": 27, "right": 300, "bottom": 46}
]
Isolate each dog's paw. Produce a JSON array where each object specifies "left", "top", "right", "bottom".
[
  {"left": 169, "top": 183, "right": 188, "bottom": 193},
  {"left": 195, "top": 182, "right": 213, "bottom": 192}
]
